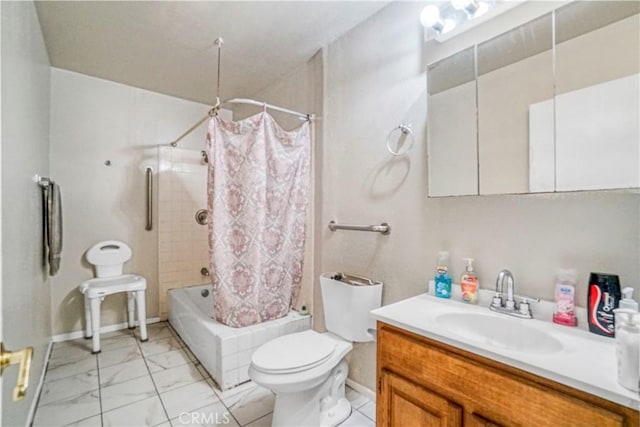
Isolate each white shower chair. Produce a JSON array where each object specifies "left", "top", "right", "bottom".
[{"left": 78, "top": 240, "right": 148, "bottom": 353}]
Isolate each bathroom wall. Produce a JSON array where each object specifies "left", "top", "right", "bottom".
[
  {"left": 320, "top": 2, "right": 432, "bottom": 389},
  {"left": 49, "top": 68, "right": 212, "bottom": 335},
  {"left": 233, "top": 50, "right": 324, "bottom": 315},
  {"left": 1, "top": 1, "right": 52, "bottom": 424},
  {"left": 318, "top": 1, "right": 640, "bottom": 391}
]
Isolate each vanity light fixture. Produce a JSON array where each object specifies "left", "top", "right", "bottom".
[
  {"left": 421, "top": 0, "right": 498, "bottom": 38},
  {"left": 451, "top": 0, "right": 481, "bottom": 16}
]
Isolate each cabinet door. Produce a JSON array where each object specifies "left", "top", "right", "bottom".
[
  {"left": 427, "top": 47, "right": 478, "bottom": 197},
  {"left": 378, "top": 370, "right": 462, "bottom": 427},
  {"left": 477, "top": 13, "right": 554, "bottom": 195},
  {"left": 554, "top": 2, "right": 640, "bottom": 191}
]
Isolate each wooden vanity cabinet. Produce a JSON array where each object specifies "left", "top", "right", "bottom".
[{"left": 376, "top": 322, "right": 639, "bottom": 427}]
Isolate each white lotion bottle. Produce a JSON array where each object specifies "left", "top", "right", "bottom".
[
  {"left": 619, "top": 287, "right": 639, "bottom": 311},
  {"left": 614, "top": 309, "right": 640, "bottom": 392},
  {"left": 615, "top": 287, "right": 640, "bottom": 391}
]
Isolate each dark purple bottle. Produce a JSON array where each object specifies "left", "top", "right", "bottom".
[{"left": 587, "top": 273, "right": 621, "bottom": 337}]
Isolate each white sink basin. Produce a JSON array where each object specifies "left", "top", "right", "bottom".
[{"left": 436, "top": 312, "right": 563, "bottom": 354}]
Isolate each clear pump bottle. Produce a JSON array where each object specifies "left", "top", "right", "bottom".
[{"left": 460, "top": 258, "right": 479, "bottom": 304}]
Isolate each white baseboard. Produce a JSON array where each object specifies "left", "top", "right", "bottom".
[
  {"left": 346, "top": 378, "right": 376, "bottom": 402},
  {"left": 52, "top": 317, "right": 161, "bottom": 342},
  {"left": 26, "top": 339, "right": 53, "bottom": 427}
]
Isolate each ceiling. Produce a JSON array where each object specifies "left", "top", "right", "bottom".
[{"left": 35, "top": 1, "right": 389, "bottom": 106}]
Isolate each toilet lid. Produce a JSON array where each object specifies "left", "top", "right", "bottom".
[{"left": 251, "top": 330, "right": 336, "bottom": 374}]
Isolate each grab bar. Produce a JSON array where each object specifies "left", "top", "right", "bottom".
[
  {"left": 328, "top": 221, "right": 391, "bottom": 235},
  {"left": 145, "top": 168, "right": 152, "bottom": 230}
]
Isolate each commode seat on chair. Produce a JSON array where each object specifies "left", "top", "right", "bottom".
[{"left": 78, "top": 240, "right": 148, "bottom": 354}]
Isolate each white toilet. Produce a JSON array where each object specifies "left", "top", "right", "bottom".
[{"left": 249, "top": 272, "right": 383, "bottom": 427}]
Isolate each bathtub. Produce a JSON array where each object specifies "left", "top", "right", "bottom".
[{"left": 168, "top": 284, "right": 312, "bottom": 390}]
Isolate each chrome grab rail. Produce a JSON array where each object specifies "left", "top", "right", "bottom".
[
  {"left": 328, "top": 220, "right": 391, "bottom": 235},
  {"left": 145, "top": 168, "right": 153, "bottom": 231}
]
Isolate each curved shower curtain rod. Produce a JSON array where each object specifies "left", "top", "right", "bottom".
[
  {"left": 171, "top": 37, "right": 312, "bottom": 147},
  {"left": 169, "top": 99, "right": 311, "bottom": 147},
  {"left": 169, "top": 39, "right": 311, "bottom": 147}
]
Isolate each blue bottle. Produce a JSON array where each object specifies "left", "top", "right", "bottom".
[{"left": 435, "top": 251, "right": 452, "bottom": 298}]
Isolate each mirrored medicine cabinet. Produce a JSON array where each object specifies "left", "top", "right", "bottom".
[{"left": 426, "top": 1, "right": 640, "bottom": 197}]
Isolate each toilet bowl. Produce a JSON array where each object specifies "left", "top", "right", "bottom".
[
  {"left": 249, "top": 273, "right": 383, "bottom": 427},
  {"left": 249, "top": 330, "right": 353, "bottom": 426}
]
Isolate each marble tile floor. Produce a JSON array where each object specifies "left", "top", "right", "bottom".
[{"left": 33, "top": 322, "right": 376, "bottom": 427}]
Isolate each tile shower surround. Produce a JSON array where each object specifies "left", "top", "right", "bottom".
[
  {"left": 158, "top": 147, "right": 210, "bottom": 319},
  {"left": 33, "top": 322, "right": 376, "bottom": 427}
]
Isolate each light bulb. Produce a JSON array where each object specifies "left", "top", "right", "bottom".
[
  {"left": 420, "top": 5, "right": 441, "bottom": 28},
  {"left": 451, "top": 0, "right": 473, "bottom": 10}
]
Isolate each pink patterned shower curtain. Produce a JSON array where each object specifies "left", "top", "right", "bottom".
[{"left": 206, "top": 112, "right": 310, "bottom": 328}]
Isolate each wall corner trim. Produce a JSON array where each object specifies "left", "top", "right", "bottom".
[
  {"left": 346, "top": 378, "right": 376, "bottom": 403},
  {"left": 26, "top": 340, "right": 53, "bottom": 427}
]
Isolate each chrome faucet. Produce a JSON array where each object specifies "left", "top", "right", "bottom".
[{"left": 490, "top": 269, "right": 539, "bottom": 319}]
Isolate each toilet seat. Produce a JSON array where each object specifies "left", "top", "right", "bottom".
[{"left": 252, "top": 330, "right": 336, "bottom": 374}]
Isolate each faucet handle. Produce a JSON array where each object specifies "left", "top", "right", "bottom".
[
  {"left": 516, "top": 295, "right": 539, "bottom": 318},
  {"left": 518, "top": 301, "right": 533, "bottom": 317},
  {"left": 491, "top": 293, "right": 503, "bottom": 308},
  {"left": 515, "top": 295, "right": 540, "bottom": 304}
]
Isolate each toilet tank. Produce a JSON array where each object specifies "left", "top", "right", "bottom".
[{"left": 320, "top": 272, "right": 383, "bottom": 342}]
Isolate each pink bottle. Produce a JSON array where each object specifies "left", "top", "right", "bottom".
[{"left": 552, "top": 269, "right": 578, "bottom": 327}]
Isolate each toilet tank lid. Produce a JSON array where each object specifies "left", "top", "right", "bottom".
[
  {"left": 252, "top": 330, "right": 335, "bottom": 372},
  {"left": 86, "top": 240, "right": 132, "bottom": 266}
]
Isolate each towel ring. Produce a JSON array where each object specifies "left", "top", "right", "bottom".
[{"left": 386, "top": 124, "right": 414, "bottom": 156}]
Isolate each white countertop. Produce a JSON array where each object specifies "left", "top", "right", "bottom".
[{"left": 370, "top": 292, "right": 640, "bottom": 410}]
